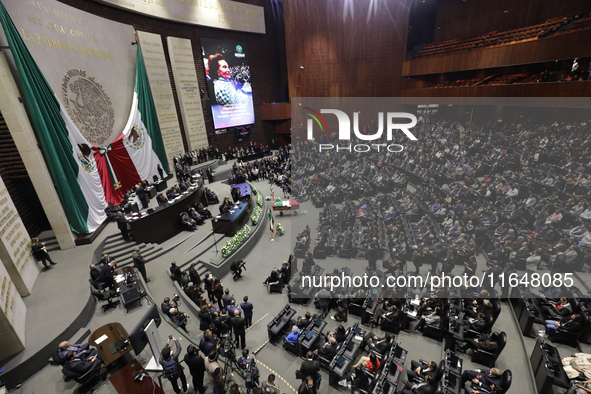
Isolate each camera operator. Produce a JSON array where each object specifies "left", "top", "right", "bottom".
[
  {"left": 230, "top": 259, "right": 246, "bottom": 280},
  {"left": 199, "top": 330, "right": 219, "bottom": 356},
  {"left": 237, "top": 349, "right": 260, "bottom": 390},
  {"left": 169, "top": 308, "right": 189, "bottom": 332}
]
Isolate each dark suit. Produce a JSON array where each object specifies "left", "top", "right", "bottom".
[
  {"left": 136, "top": 186, "right": 149, "bottom": 209},
  {"left": 116, "top": 215, "right": 130, "bottom": 240},
  {"left": 99, "top": 264, "right": 114, "bottom": 289},
  {"left": 299, "top": 359, "right": 320, "bottom": 383},
  {"left": 189, "top": 267, "right": 201, "bottom": 286},
  {"left": 65, "top": 357, "right": 101, "bottom": 375},
  {"left": 184, "top": 352, "right": 206, "bottom": 393},
  {"left": 240, "top": 301, "right": 254, "bottom": 327},
  {"left": 317, "top": 343, "right": 338, "bottom": 360},
  {"left": 131, "top": 251, "right": 148, "bottom": 281},
  {"left": 90, "top": 268, "right": 100, "bottom": 282},
  {"left": 230, "top": 315, "right": 246, "bottom": 349}
]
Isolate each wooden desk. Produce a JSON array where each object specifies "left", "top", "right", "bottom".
[
  {"left": 88, "top": 322, "right": 133, "bottom": 366},
  {"left": 109, "top": 358, "right": 165, "bottom": 394},
  {"left": 128, "top": 184, "right": 206, "bottom": 244},
  {"left": 114, "top": 267, "right": 143, "bottom": 312}
]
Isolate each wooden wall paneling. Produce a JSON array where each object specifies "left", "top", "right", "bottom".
[
  {"left": 400, "top": 80, "right": 591, "bottom": 97},
  {"left": 284, "top": 0, "right": 412, "bottom": 98},
  {"left": 433, "top": 0, "right": 591, "bottom": 43},
  {"left": 403, "top": 30, "right": 591, "bottom": 76}
]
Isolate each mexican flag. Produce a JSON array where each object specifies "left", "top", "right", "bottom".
[
  {"left": 0, "top": 3, "right": 168, "bottom": 234},
  {"left": 269, "top": 208, "right": 275, "bottom": 234}
]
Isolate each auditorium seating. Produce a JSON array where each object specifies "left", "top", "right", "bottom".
[
  {"left": 414, "top": 13, "right": 581, "bottom": 59},
  {"left": 471, "top": 331, "right": 507, "bottom": 367}
]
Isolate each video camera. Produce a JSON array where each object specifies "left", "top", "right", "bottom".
[{"left": 172, "top": 294, "right": 181, "bottom": 307}]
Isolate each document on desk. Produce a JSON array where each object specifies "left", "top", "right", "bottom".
[
  {"left": 229, "top": 210, "right": 235, "bottom": 213},
  {"left": 115, "top": 275, "right": 125, "bottom": 283},
  {"left": 95, "top": 334, "right": 109, "bottom": 345}
]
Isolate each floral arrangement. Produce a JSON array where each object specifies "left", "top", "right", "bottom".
[
  {"left": 276, "top": 223, "right": 285, "bottom": 236},
  {"left": 251, "top": 206, "right": 263, "bottom": 225},
  {"left": 221, "top": 225, "right": 252, "bottom": 257}
]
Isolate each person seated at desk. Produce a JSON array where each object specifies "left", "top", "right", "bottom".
[
  {"left": 363, "top": 333, "right": 392, "bottom": 355},
  {"left": 407, "top": 360, "right": 437, "bottom": 382},
  {"left": 399, "top": 375, "right": 435, "bottom": 394},
  {"left": 315, "top": 337, "right": 338, "bottom": 360},
  {"left": 156, "top": 193, "right": 168, "bottom": 206},
  {"left": 181, "top": 212, "right": 197, "bottom": 231},
  {"left": 197, "top": 203, "right": 213, "bottom": 219},
  {"left": 371, "top": 303, "right": 399, "bottom": 328},
  {"left": 562, "top": 353, "right": 591, "bottom": 380},
  {"left": 167, "top": 185, "right": 180, "bottom": 200},
  {"left": 286, "top": 326, "right": 300, "bottom": 344},
  {"left": 58, "top": 341, "right": 100, "bottom": 361},
  {"left": 296, "top": 312, "right": 312, "bottom": 329},
  {"left": 414, "top": 306, "right": 442, "bottom": 332},
  {"left": 220, "top": 197, "right": 233, "bottom": 214},
  {"left": 541, "top": 297, "right": 573, "bottom": 318},
  {"left": 89, "top": 264, "right": 100, "bottom": 282},
  {"left": 205, "top": 188, "right": 219, "bottom": 204},
  {"left": 352, "top": 353, "right": 381, "bottom": 373},
  {"left": 545, "top": 314, "right": 584, "bottom": 336},
  {"left": 263, "top": 269, "right": 281, "bottom": 286},
  {"left": 326, "top": 325, "right": 347, "bottom": 343},
  {"left": 461, "top": 368, "right": 502, "bottom": 393},
  {"left": 464, "top": 313, "right": 490, "bottom": 334},
  {"left": 458, "top": 331, "right": 498, "bottom": 354},
  {"left": 189, "top": 208, "right": 205, "bottom": 225},
  {"left": 63, "top": 350, "right": 102, "bottom": 375}
]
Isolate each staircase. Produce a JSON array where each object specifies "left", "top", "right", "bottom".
[
  {"left": 100, "top": 234, "right": 165, "bottom": 268},
  {"left": 38, "top": 234, "right": 60, "bottom": 253}
]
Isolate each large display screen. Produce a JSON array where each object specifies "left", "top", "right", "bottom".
[{"left": 201, "top": 37, "right": 254, "bottom": 129}]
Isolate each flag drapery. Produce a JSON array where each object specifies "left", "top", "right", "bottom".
[
  {"left": 0, "top": 2, "right": 168, "bottom": 233},
  {"left": 268, "top": 208, "right": 275, "bottom": 234}
]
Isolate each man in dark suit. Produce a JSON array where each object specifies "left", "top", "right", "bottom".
[
  {"left": 136, "top": 183, "right": 149, "bottom": 209},
  {"left": 240, "top": 296, "right": 254, "bottom": 328},
  {"left": 189, "top": 263, "right": 202, "bottom": 287},
  {"left": 299, "top": 351, "right": 320, "bottom": 389},
  {"left": 99, "top": 261, "right": 116, "bottom": 290},
  {"left": 184, "top": 345, "right": 207, "bottom": 394},
  {"left": 89, "top": 264, "right": 100, "bottom": 282},
  {"left": 364, "top": 333, "right": 392, "bottom": 355},
  {"left": 221, "top": 289, "right": 234, "bottom": 310},
  {"left": 315, "top": 337, "right": 338, "bottom": 360},
  {"left": 162, "top": 297, "right": 173, "bottom": 316},
  {"left": 170, "top": 262, "right": 182, "bottom": 283},
  {"left": 131, "top": 247, "right": 150, "bottom": 283},
  {"left": 63, "top": 350, "right": 102, "bottom": 375},
  {"left": 407, "top": 360, "right": 438, "bottom": 382},
  {"left": 207, "top": 167, "right": 214, "bottom": 184},
  {"left": 296, "top": 312, "right": 312, "bottom": 329},
  {"left": 230, "top": 309, "right": 246, "bottom": 349},
  {"left": 116, "top": 212, "right": 131, "bottom": 241},
  {"left": 99, "top": 253, "right": 114, "bottom": 266}
]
